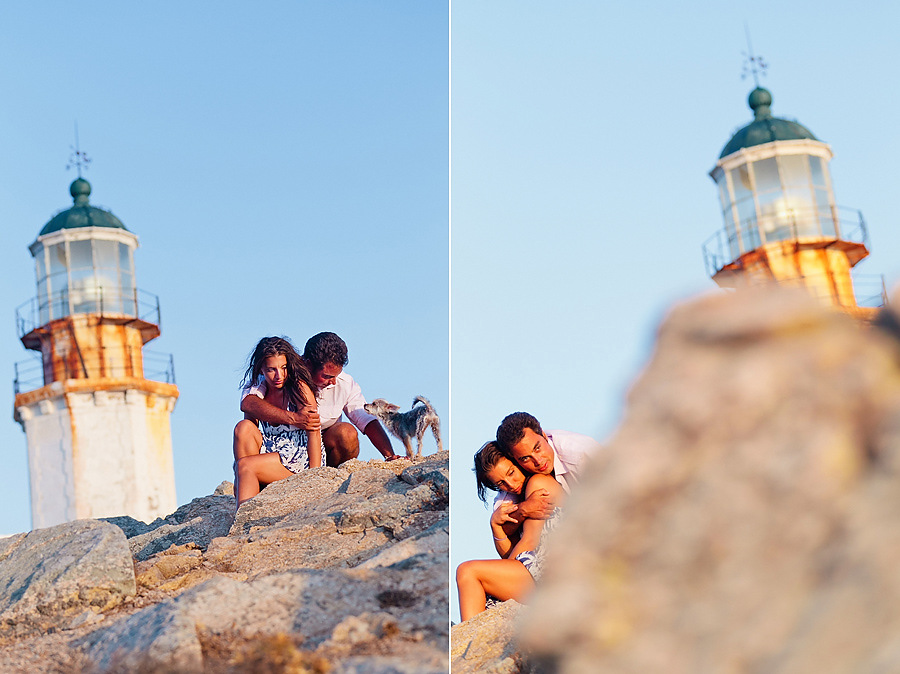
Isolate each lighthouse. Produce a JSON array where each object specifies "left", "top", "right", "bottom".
[
  {"left": 13, "top": 178, "right": 178, "bottom": 528},
  {"left": 703, "top": 86, "right": 885, "bottom": 320}
]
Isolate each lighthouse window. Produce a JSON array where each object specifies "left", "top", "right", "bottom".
[
  {"left": 735, "top": 197, "right": 756, "bottom": 231},
  {"left": 49, "top": 243, "right": 67, "bottom": 277},
  {"left": 119, "top": 243, "right": 133, "bottom": 278},
  {"left": 779, "top": 155, "right": 811, "bottom": 187},
  {"left": 752, "top": 157, "right": 780, "bottom": 193},
  {"left": 93, "top": 240, "right": 122, "bottom": 312},
  {"left": 816, "top": 189, "right": 836, "bottom": 237},
  {"left": 809, "top": 156, "right": 826, "bottom": 187},
  {"left": 731, "top": 165, "right": 752, "bottom": 203},
  {"left": 70, "top": 240, "right": 92, "bottom": 271},
  {"left": 93, "top": 239, "right": 118, "bottom": 273}
]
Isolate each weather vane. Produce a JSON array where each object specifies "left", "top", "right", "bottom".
[
  {"left": 741, "top": 24, "right": 768, "bottom": 87},
  {"left": 66, "top": 122, "right": 91, "bottom": 177}
]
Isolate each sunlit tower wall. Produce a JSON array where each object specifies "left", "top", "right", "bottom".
[
  {"left": 703, "top": 87, "right": 885, "bottom": 320},
  {"left": 13, "top": 178, "right": 178, "bottom": 528}
]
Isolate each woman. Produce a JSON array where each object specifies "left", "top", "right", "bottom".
[
  {"left": 456, "top": 441, "right": 563, "bottom": 622},
  {"left": 234, "top": 337, "right": 323, "bottom": 508}
]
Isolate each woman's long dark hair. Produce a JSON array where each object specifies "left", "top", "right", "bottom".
[
  {"left": 241, "top": 336, "right": 314, "bottom": 411},
  {"left": 474, "top": 440, "right": 523, "bottom": 505}
]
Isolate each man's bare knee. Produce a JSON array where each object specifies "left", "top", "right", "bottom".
[
  {"left": 325, "top": 423, "right": 359, "bottom": 450},
  {"left": 324, "top": 423, "right": 360, "bottom": 465}
]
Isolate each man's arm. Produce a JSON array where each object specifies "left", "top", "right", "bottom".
[
  {"left": 363, "top": 419, "right": 401, "bottom": 461},
  {"left": 508, "top": 487, "right": 554, "bottom": 521},
  {"left": 240, "top": 395, "right": 320, "bottom": 430}
]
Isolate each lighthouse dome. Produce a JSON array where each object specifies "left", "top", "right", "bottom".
[
  {"left": 719, "top": 87, "right": 819, "bottom": 159},
  {"left": 39, "top": 178, "right": 129, "bottom": 236}
]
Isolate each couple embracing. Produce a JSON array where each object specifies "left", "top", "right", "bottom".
[
  {"left": 232, "top": 333, "right": 400, "bottom": 508},
  {"left": 456, "top": 412, "right": 600, "bottom": 621}
]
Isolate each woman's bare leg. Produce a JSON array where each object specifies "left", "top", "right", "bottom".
[
  {"left": 232, "top": 420, "right": 264, "bottom": 498},
  {"left": 233, "top": 420, "right": 263, "bottom": 460},
  {"left": 456, "top": 558, "right": 535, "bottom": 621},
  {"left": 235, "top": 453, "right": 293, "bottom": 507}
]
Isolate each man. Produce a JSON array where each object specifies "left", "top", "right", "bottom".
[
  {"left": 493, "top": 411, "right": 600, "bottom": 522},
  {"left": 236, "top": 332, "right": 400, "bottom": 466}
]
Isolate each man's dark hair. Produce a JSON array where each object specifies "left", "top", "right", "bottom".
[
  {"left": 474, "top": 441, "right": 516, "bottom": 505},
  {"left": 496, "top": 411, "right": 544, "bottom": 452},
  {"left": 303, "top": 332, "right": 349, "bottom": 371}
]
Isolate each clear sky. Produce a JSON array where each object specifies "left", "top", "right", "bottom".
[
  {"left": 0, "top": 4, "right": 448, "bottom": 533},
  {"left": 450, "top": 1, "right": 900, "bottom": 621}
]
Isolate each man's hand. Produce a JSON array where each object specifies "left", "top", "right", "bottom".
[
  {"left": 491, "top": 501, "right": 520, "bottom": 527},
  {"left": 514, "top": 488, "right": 554, "bottom": 520},
  {"left": 287, "top": 406, "right": 320, "bottom": 431}
]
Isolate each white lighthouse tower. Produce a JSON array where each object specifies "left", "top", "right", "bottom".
[{"left": 13, "top": 178, "right": 178, "bottom": 528}]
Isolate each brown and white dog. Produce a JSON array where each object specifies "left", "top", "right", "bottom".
[{"left": 364, "top": 396, "right": 443, "bottom": 459}]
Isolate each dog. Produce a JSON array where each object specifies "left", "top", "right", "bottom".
[{"left": 363, "top": 396, "right": 443, "bottom": 459}]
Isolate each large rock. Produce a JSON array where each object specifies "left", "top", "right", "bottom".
[
  {"left": 0, "top": 520, "right": 135, "bottom": 635},
  {"left": 451, "top": 600, "right": 528, "bottom": 673},
  {"left": 519, "top": 289, "right": 900, "bottom": 673},
  {"left": 208, "top": 453, "right": 449, "bottom": 575},
  {"left": 78, "top": 552, "right": 448, "bottom": 672},
  {"left": 105, "top": 493, "right": 236, "bottom": 562}
]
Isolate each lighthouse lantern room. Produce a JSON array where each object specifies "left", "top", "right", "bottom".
[{"left": 703, "top": 87, "right": 885, "bottom": 319}]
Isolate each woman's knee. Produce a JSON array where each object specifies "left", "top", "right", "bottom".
[
  {"left": 456, "top": 560, "right": 477, "bottom": 583},
  {"left": 234, "top": 419, "right": 258, "bottom": 440}
]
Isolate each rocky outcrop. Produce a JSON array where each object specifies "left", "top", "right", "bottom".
[
  {"left": 451, "top": 600, "right": 527, "bottom": 674},
  {"left": 514, "top": 289, "right": 900, "bottom": 672},
  {"left": 0, "top": 520, "right": 135, "bottom": 637},
  {"left": 0, "top": 451, "right": 449, "bottom": 673}
]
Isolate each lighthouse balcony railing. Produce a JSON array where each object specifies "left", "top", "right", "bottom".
[
  {"left": 16, "top": 287, "right": 162, "bottom": 339},
  {"left": 703, "top": 206, "right": 869, "bottom": 277},
  {"left": 13, "top": 349, "right": 176, "bottom": 396}
]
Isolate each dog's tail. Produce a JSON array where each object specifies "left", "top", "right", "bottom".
[{"left": 412, "top": 395, "right": 436, "bottom": 413}]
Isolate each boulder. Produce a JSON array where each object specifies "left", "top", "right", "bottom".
[
  {"left": 125, "top": 494, "right": 235, "bottom": 561},
  {"left": 519, "top": 289, "right": 900, "bottom": 673},
  {"left": 0, "top": 520, "right": 135, "bottom": 635},
  {"left": 451, "top": 600, "right": 528, "bottom": 674},
  {"left": 209, "top": 455, "right": 449, "bottom": 576},
  {"left": 79, "top": 553, "right": 447, "bottom": 672}
]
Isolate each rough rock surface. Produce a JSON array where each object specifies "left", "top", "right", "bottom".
[
  {"left": 0, "top": 451, "right": 449, "bottom": 673},
  {"left": 451, "top": 600, "right": 528, "bottom": 674},
  {"left": 0, "top": 520, "right": 135, "bottom": 636},
  {"left": 516, "top": 289, "right": 900, "bottom": 673}
]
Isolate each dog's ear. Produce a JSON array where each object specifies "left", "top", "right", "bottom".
[{"left": 385, "top": 403, "right": 401, "bottom": 412}]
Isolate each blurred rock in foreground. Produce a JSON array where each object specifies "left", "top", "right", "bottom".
[
  {"left": 518, "top": 288, "right": 900, "bottom": 673},
  {"left": 0, "top": 451, "right": 449, "bottom": 673}
]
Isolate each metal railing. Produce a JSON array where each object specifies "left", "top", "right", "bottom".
[
  {"left": 15, "top": 287, "right": 162, "bottom": 339},
  {"left": 13, "top": 349, "right": 176, "bottom": 395},
  {"left": 703, "top": 206, "right": 869, "bottom": 277}
]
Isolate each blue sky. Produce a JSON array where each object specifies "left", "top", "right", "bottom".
[
  {"left": 450, "top": 1, "right": 900, "bottom": 620},
  {"left": 0, "top": 3, "right": 448, "bottom": 533}
]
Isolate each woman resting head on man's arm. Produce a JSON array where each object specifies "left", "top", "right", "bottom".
[
  {"left": 456, "top": 441, "right": 563, "bottom": 622},
  {"left": 234, "top": 336, "right": 323, "bottom": 508}
]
